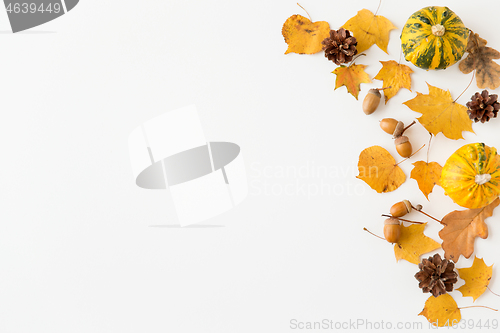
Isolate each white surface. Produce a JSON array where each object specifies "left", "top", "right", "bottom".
[{"left": 1, "top": 0, "right": 500, "bottom": 332}]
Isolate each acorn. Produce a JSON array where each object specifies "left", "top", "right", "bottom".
[
  {"left": 395, "top": 135, "right": 412, "bottom": 158},
  {"left": 380, "top": 118, "right": 404, "bottom": 137},
  {"left": 390, "top": 200, "right": 412, "bottom": 217},
  {"left": 362, "top": 89, "right": 381, "bottom": 115},
  {"left": 383, "top": 217, "right": 401, "bottom": 243}
]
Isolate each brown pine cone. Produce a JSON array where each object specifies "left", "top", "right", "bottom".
[
  {"left": 415, "top": 253, "right": 458, "bottom": 297},
  {"left": 322, "top": 28, "right": 357, "bottom": 65},
  {"left": 466, "top": 90, "right": 500, "bottom": 123}
]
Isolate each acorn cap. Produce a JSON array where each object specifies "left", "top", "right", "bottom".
[
  {"left": 368, "top": 88, "right": 381, "bottom": 98},
  {"left": 384, "top": 217, "right": 400, "bottom": 225},
  {"left": 393, "top": 121, "right": 405, "bottom": 138},
  {"left": 395, "top": 135, "right": 409, "bottom": 145}
]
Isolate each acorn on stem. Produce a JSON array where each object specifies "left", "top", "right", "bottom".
[
  {"left": 395, "top": 136, "right": 412, "bottom": 158},
  {"left": 390, "top": 199, "right": 412, "bottom": 217},
  {"left": 380, "top": 118, "right": 404, "bottom": 137},
  {"left": 362, "top": 87, "right": 391, "bottom": 115},
  {"left": 384, "top": 217, "right": 401, "bottom": 243}
]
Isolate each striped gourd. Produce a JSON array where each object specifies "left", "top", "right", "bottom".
[
  {"left": 401, "top": 6, "right": 469, "bottom": 70},
  {"left": 440, "top": 143, "right": 500, "bottom": 209}
]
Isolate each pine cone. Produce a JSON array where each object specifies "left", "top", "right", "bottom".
[
  {"left": 415, "top": 253, "right": 458, "bottom": 297},
  {"left": 466, "top": 90, "right": 500, "bottom": 123},
  {"left": 322, "top": 28, "right": 357, "bottom": 65}
]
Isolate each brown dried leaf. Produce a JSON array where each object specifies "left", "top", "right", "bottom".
[{"left": 459, "top": 31, "right": 500, "bottom": 90}]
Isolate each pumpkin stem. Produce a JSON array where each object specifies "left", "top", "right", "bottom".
[
  {"left": 431, "top": 24, "right": 445, "bottom": 37},
  {"left": 475, "top": 174, "right": 492, "bottom": 185}
]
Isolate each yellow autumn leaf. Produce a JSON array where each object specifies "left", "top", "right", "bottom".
[
  {"left": 373, "top": 60, "right": 413, "bottom": 103},
  {"left": 419, "top": 294, "right": 461, "bottom": 327},
  {"left": 342, "top": 9, "right": 396, "bottom": 54},
  {"left": 333, "top": 64, "right": 372, "bottom": 100},
  {"left": 394, "top": 223, "right": 441, "bottom": 264},
  {"left": 356, "top": 145, "right": 405, "bottom": 193},
  {"left": 410, "top": 161, "right": 443, "bottom": 200},
  {"left": 282, "top": 14, "right": 330, "bottom": 55},
  {"left": 457, "top": 257, "right": 493, "bottom": 302},
  {"left": 403, "top": 83, "right": 474, "bottom": 140}
]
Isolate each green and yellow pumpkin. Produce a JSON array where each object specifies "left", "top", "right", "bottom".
[
  {"left": 401, "top": 6, "right": 469, "bottom": 70},
  {"left": 440, "top": 143, "right": 500, "bottom": 209}
]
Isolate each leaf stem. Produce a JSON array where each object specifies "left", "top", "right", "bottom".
[
  {"left": 426, "top": 133, "right": 432, "bottom": 164},
  {"left": 381, "top": 214, "right": 425, "bottom": 224},
  {"left": 487, "top": 286, "right": 500, "bottom": 297},
  {"left": 363, "top": 227, "right": 386, "bottom": 241},
  {"left": 348, "top": 53, "right": 366, "bottom": 67},
  {"left": 296, "top": 3, "right": 312, "bottom": 21},
  {"left": 459, "top": 305, "right": 498, "bottom": 311},
  {"left": 453, "top": 71, "right": 475, "bottom": 103}
]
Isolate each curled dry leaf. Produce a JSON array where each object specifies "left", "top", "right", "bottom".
[
  {"left": 332, "top": 63, "right": 372, "bottom": 99},
  {"left": 394, "top": 223, "right": 441, "bottom": 265},
  {"left": 439, "top": 198, "right": 500, "bottom": 263},
  {"left": 282, "top": 14, "right": 330, "bottom": 55},
  {"left": 403, "top": 82, "right": 474, "bottom": 140},
  {"left": 356, "top": 145, "right": 405, "bottom": 193},
  {"left": 341, "top": 9, "right": 396, "bottom": 54},
  {"left": 457, "top": 256, "right": 493, "bottom": 302},
  {"left": 410, "top": 161, "right": 442, "bottom": 200},
  {"left": 373, "top": 60, "right": 413, "bottom": 103},
  {"left": 459, "top": 31, "right": 500, "bottom": 90},
  {"left": 419, "top": 294, "right": 461, "bottom": 327}
]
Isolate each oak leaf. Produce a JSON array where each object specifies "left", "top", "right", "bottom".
[
  {"left": 403, "top": 83, "right": 474, "bottom": 140},
  {"left": 439, "top": 198, "right": 500, "bottom": 263},
  {"left": 282, "top": 15, "right": 330, "bottom": 55},
  {"left": 333, "top": 63, "right": 371, "bottom": 99},
  {"left": 457, "top": 256, "right": 493, "bottom": 302},
  {"left": 356, "top": 145, "right": 405, "bottom": 193},
  {"left": 394, "top": 223, "right": 441, "bottom": 265},
  {"left": 373, "top": 60, "right": 413, "bottom": 103},
  {"left": 419, "top": 294, "right": 461, "bottom": 327},
  {"left": 459, "top": 31, "right": 500, "bottom": 90},
  {"left": 341, "top": 9, "right": 396, "bottom": 54},
  {"left": 410, "top": 161, "right": 442, "bottom": 200}
]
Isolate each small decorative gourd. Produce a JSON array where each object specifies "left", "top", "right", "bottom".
[
  {"left": 440, "top": 143, "right": 500, "bottom": 209},
  {"left": 401, "top": 6, "right": 469, "bottom": 70}
]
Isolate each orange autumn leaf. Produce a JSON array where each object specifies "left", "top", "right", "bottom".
[
  {"left": 394, "top": 223, "right": 441, "bottom": 264},
  {"left": 459, "top": 31, "right": 500, "bottom": 90},
  {"left": 342, "top": 9, "right": 396, "bottom": 54},
  {"left": 410, "top": 161, "right": 442, "bottom": 200},
  {"left": 457, "top": 256, "right": 493, "bottom": 302},
  {"left": 373, "top": 60, "right": 413, "bottom": 103},
  {"left": 419, "top": 294, "right": 461, "bottom": 327},
  {"left": 403, "top": 83, "right": 474, "bottom": 140},
  {"left": 439, "top": 198, "right": 500, "bottom": 263},
  {"left": 356, "top": 145, "right": 405, "bottom": 193},
  {"left": 333, "top": 63, "right": 371, "bottom": 99},
  {"left": 282, "top": 14, "right": 330, "bottom": 55}
]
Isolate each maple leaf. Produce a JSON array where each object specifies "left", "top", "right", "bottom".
[
  {"left": 419, "top": 294, "right": 461, "bottom": 327},
  {"left": 394, "top": 223, "right": 441, "bottom": 265},
  {"left": 333, "top": 63, "right": 372, "bottom": 99},
  {"left": 373, "top": 60, "right": 413, "bottom": 103},
  {"left": 356, "top": 145, "right": 405, "bottom": 193},
  {"left": 403, "top": 83, "right": 474, "bottom": 140},
  {"left": 439, "top": 198, "right": 500, "bottom": 263},
  {"left": 459, "top": 31, "right": 500, "bottom": 90},
  {"left": 342, "top": 9, "right": 396, "bottom": 54},
  {"left": 457, "top": 256, "right": 493, "bottom": 302},
  {"left": 282, "top": 15, "right": 330, "bottom": 55},
  {"left": 410, "top": 161, "right": 442, "bottom": 200}
]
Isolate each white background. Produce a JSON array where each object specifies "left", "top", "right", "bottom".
[{"left": 1, "top": 0, "right": 500, "bottom": 332}]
